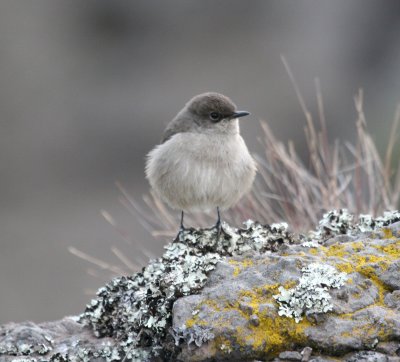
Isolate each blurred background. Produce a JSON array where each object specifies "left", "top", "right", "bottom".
[{"left": 1, "top": 0, "right": 400, "bottom": 323}]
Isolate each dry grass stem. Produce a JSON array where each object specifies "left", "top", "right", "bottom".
[
  {"left": 129, "top": 62, "right": 400, "bottom": 235},
  {"left": 68, "top": 246, "right": 127, "bottom": 276},
  {"left": 71, "top": 62, "right": 400, "bottom": 279}
]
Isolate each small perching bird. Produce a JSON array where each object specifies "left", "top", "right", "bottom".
[{"left": 145, "top": 92, "right": 257, "bottom": 238}]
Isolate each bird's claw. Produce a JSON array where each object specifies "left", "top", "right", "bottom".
[
  {"left": 174, "top": 227, "right": 186, "bottom": 243},
  {"left": 215, "top": 220, "right": 229, "bottom": 240}
]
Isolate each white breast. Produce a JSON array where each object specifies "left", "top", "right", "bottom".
[{"left": 145, "top": 132, "right": 256, "bottom": 212}]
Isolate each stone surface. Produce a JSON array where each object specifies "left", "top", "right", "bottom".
[
  {"left": 345, "top": 350, "right": 397, "bottom": 361},
  {"left": 1, "top": 210, "right": 400, "bottom": 361},
  {"left": 279, "top": 351, "right": 303, "bottom": 360},
  {"left": 172, "top": 223, "right": 400, "bottom": 361},
  {"left": 301, "top": 346, "right": 313, "bottom": 361},
  {"left": 0, "top": 317, "right": 124, "bottom": 362}
]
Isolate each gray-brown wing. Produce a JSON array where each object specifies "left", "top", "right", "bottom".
[{"left": 161, "top": 115, "right": 192, "bottom": 143}]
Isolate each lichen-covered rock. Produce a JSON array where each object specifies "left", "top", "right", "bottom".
[
  {"left": 1, "top": 210, "right": 400, "bottom": 361},
  {"left": 311, "top": 209, "right": 400, "bottom": 240},
  {"left": 0, "top": 317, "right": 125, "bottom": 362},
  {"left": 79, "top": 221, "right": 296, "bottom": 361},
  {"left": 173, "top": 223, "right": 400, "bottom": 361}
]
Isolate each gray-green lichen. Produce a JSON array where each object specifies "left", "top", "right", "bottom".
[
  {"left": 273, "top": 263, "right": 348, "bottom": 322},
  {"left": 310, "top": 209, "right": 400, "bottom": 240},
  {"left": 80, "top": 210, "right": 400, "bottom": 359},
  {"left": 2, "top": 209, "right": 400, "bottom": 361},
  {"left": 80, "top": 221, "right": 296, "bottom": 360},
  {"left": 171, "top": 325, "right": 214, "bottom": 347}
]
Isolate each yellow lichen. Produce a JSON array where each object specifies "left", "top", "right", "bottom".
[
  {"left": 214, "top": 336, "right": 232, "bottom": 352},
  {"left": 323, "top": 243, "right": 349, "bottom": 258},
  {"left": 243, "top": 311, "right": 311, "bottom": 353},
  {"left": 353, "top": 255, "right": 389, "bottom": 270},
  {"left": 323, "top": 240, "right": 395, "bottom": 274},
  {"left": 234, "top": 285, "right": 311, "bottom": 354},
  {"left": 351, "top": 241, "right": 365, "bottom": 252},
  {"left": 188, "top": 283, "right": 312, "bottom": 358},
  {"left": 320, "top": 240, "right": 397, "bottom": 309},
  {"left": 186, "top": 318, "right": 195, "bottom": 328},
  {"left": 336, "top": 262, "right": 354, "bottom": 274},
  {"left": 185, "top": 299, "right": 221, "bottom": 328},
  {"left": 381, "top": 228, "right": 394, "bottom": 239},
  {"left": 344, "top": 318, "right": 391, "bottom": 341},
  {"left": 351, "top": 288, "right": 362, "bottom": 299},
  {"left": 187, "top": 236, "right": 400, "bottom": 357},
  {"left": 259, "top": 283, "right": 282, "bottom": 293},
  {"left": 374, "top": 242, "right": 400, "bottom": 258},
  {"left": 229, "top": 258, "right": 255, "bottom": 277},
  {"left": 239, "top": 284, "right": 280, "bottom": 312}
]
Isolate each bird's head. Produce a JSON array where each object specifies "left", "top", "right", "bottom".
[{"left": 183, "top": 92, "right": 250, "bottom": 135}]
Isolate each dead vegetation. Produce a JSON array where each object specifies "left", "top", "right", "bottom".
[
  {"left": 70, "top": 58, "right": 400, "bottom": 276},
  {"left": 133, "top": 58, "right": 400, "bottom": 236}
]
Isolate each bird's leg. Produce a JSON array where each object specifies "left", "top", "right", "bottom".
[
  {"left": 180, "top": 210, "right": 185, "bottom": 230},
  {"left": 215, "top": 207, "right": 221, "bottom": 228},
  {"left": 174, "top": 210, "right": 185, "bottom": 242},
  {"left": 215, "top": 207, "right": 224, "bottom": 239}
]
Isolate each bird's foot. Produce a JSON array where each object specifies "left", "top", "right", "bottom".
[
  {"left": 214, "top": 206, "right": 229, "bottom": 240},
  {"left": 215, "top": 220, "right": 229, "bottom": 240},
  {"left": 173, "top": 226, "right": 186, "bottom": 243}
]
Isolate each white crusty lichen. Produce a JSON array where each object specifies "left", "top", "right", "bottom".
[
  {"left": 3, "top": 210, "right": 400, "bottom": 360},
  {"left": 359, "top": 210, "right": 400, "bottom": 232},
  {"left": 171, "top": 325, "right": 215, "bottom": 347},
  {"left": 310, "top": 208, "right": 400, "bottom": 241},
  {"left": 301, "top": 240, "right": 320, "bottom": 248},
  {"left": 273, "top": 263, "right": 348, "bottom": 323},
  {"left": 80, "top": 220, "right": 296, "bottom": 360},
  {"left": 0, "top": 340, "right": 52, "bottom": 356},
  {"left": 310, "top": 209, "right": 354, "bottom": 240},
  {"left": 78, "top": 211, "right": 399, "bottom": 358},
  {"left": 242, "top": 220, "right": 293, "bottom": 252}
]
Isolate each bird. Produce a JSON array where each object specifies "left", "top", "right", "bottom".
[{"left": 145, "top": 92, "right": 257, "bottom": 238}]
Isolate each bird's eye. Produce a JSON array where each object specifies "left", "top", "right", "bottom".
[{"left": 209, "top": 112, "right": 221, "bottom": 122}]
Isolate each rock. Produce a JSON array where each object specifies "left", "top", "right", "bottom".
[
  {"left": 301, "top": 346, "right": 313, "bottom": 361},
  {"left": 249, "top": 314, "right": 260, "bottom": 327},
  {"left": 386, "top": 221, "right": 400, "bottom": 233},
  {"left": 173, "top": 232, "right": 400, "bottom": 361},
  {"left": 384, "top": 291, "right": 400, "bottom": 309},
  {"left": 380, "top": 262, "right": 400, "bottom": 290},
  {"left": 0, "top": 317, "right": 126, "bottom": 362},
  {"left": 376, "top": 341, "right": 400, "bottom": 356},
  {"left": 344, "top": 350, "right": 394, "bottom": 362},
  {"left": 1, "top": 210, "right": 400, "bottom": 361},
  {"left": 279, "top": 351, "right": 303, "bottom": 360}
]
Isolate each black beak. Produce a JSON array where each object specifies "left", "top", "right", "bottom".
[{"left": 232, "top": 111, "right": 250, "bottom": 119}]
